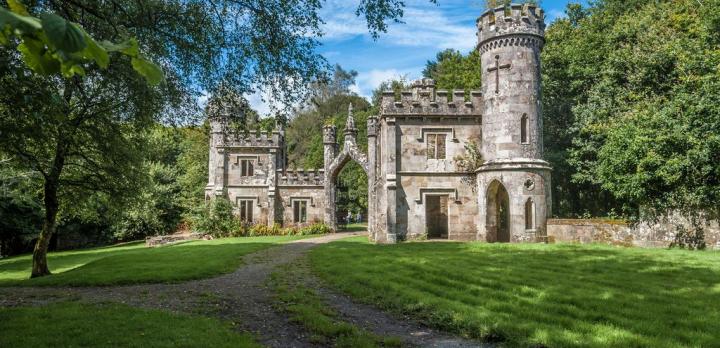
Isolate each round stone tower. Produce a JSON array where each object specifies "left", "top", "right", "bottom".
[{"left": 475, "top": 3, "right": 552, "bottom": 243}]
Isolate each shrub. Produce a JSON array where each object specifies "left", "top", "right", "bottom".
[{"left": 190, "top": 198, "right": 241, "bottom": 237}]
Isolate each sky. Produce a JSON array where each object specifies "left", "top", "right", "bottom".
[{"left": 248, "top": 0, "right": 588, "bottom": 116}]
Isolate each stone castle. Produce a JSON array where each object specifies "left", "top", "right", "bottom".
[{"left": 206, "top": 4, "right": 552, "bottom": 243}]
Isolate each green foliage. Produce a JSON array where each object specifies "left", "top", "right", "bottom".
[
  {"left": 311, "top": 238, "right": 720, "bottom": 347},
  {"left": 0, "top": 302, "right": 260, "bottom": 348},
  {"left": 543, "top": 0, "right": 720, "bottom": 221},
  {"left": 0, "top": 1, "right": 162, "bottom": 83},
  {"left": 191, "top": 198, "right": 241, "bottom": 238},
  {"left": 0, "top": 162, "right": 42, "bottom": 256},
  {"left": 422, "top": 49, "right": 481, "bottom": 96},
  {"left": 190, "top": 198, "right": 332, "bottom": 237},
  {"left": 113, "top": 163, "right": 183, "bottom": 241}
]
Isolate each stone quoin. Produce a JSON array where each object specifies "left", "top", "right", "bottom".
[{"left": 206, "top": 3, "right": 552, "bottom": 243}]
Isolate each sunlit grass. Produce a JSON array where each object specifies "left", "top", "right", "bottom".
[
  {"left": 310, "top": 238, "right": 720, "bottom": 347},
  {"left": 0, "top": 235, "right": 308, "bottom": 286},
  {"left": 0, "top": 302, "right": 259, "bottom": 348}
]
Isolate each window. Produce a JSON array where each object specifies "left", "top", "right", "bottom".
[
  {"left": 521, "top": 114, "right": 529, "bottom": 144},
  {"left": 238, "top": 200, "right": 253, "bottom": 222},
  {"left": 525, "top": 198, "right": 535, "bottom": 230},
  {"left": 293, "top": 200, "right": 308, "bottom": 223},
  {"left": 240, "top": 159, "right": 254, "bottom": 176},
  {"left": 427, "top": 134, "right": 446, "bottom": 159}
]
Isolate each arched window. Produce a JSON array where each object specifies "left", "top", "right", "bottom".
[
  {"left": 521, "top": 114, "right": 529, "bottom": 144},
  {"left": 525, "top": 198, "right": 535, "bottom": 230}
]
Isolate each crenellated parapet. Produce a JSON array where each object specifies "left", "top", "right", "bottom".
[
  {"left": 367, "top": 116, "right": 379, "bottom": 137},
  {"left": 380, "top": 79, "right": 482, "bottom": 118},
  {"left": 476, "top": 3, "right": 545, "bottom": 53},
  {"left": 219, "top": 130, "right": 283, "bottom": 148},
  {"left": 277, "top": 169, "right": 325, "bottom": 186},
  {"left": 323, "top": 124, "right": 337, "bottom": 145}
]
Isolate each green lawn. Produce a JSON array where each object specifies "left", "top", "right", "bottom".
[
  {"left": 0, "top": 302, "right": 259, "bottom": 348},
  {"left": 0, "top": 235, "right": 308, "bottom": 286},
  {"left": 309, "top": 237, "right": 720, "bottom": 347}
]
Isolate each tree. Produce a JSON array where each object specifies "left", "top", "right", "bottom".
[
  {"left": 422, "top": 49, "right": 481, "bottom": 94},
  {"left": 1, "top": 0, "right": 436, "bottom": 278},
  {"left": 545, "top": 0, "right": 720, "bottom": 222}
]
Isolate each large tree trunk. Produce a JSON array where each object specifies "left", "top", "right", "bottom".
[{"left": 30, "top": 142, "right": 66, "bottom": 278}]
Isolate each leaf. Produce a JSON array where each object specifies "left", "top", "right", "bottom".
[
  {"left": 131, "top": 57, "right": 163, "bottom": 85},
  {"left": 7, "top": 0, "right": 29, "bottom": 16},
  {"left": 60, "top": 60, "right": 85, "bottom": 77},
  {"left": 98, "top": 39, "right": 133, "bottom": 53},
  {"left": 17, "top": 37, "right": 59, "bottom": 74},
  {"left": 40, "top": 12, "right": 86, "bottom": 53},
  {"left": 79, "top": 30, "right": 108, "bottom": 68},
  {"left": 0, "top": 6, "right": 41, "bottom": 34},
  {"left": 120, "top": 38, "right": 139, "bottom": 57}
]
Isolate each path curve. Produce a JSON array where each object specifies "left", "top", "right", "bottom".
[{"left": 0, "top": 232, "right": 485, "bottom": 347}]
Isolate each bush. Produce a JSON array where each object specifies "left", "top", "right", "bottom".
[
  {"left": 190, "top": 198, "right": 241, "bottom": 237},
  {"left": 191, "top": 200, "right": 332, "bottom": 238}
]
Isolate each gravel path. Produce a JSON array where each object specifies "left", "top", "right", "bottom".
[{"left": 0, "top": 232, "right": 485, "bottom": 348}]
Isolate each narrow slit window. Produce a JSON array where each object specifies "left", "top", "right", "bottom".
[
  {"left": 524, "top": 198, "right": 535, "bottom": 230},
  {"left": 239, "top": 200, "right": 253, "bottom": 222},
  {"left": 240, "top": 159, "right": 254, "bottom": 176},
  {"left": 427, "top": 134, "right": 447, "bottom": 159},
  {"left": 521, "top": 114, "right": 529, "bottom": 144},
  {"left": 293, "top": 200, "right": 308, "bottom": 223}
]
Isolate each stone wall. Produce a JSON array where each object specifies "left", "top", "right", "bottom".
[
  {"left": 547, "top": 218, "right": 720, "bottom": 249},
  {"left": 276, "top": 186, "right": 325, "bottom": 227},
  {"left": 397, "top": 174, "right": 478, "bottom": 240}
]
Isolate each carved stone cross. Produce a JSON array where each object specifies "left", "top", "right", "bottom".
[{"left": 487, "top": 55, "right": 511, "bottom": 94}]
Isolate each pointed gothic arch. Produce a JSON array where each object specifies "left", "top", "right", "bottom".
[{"left": 323, "top": 104, "right": 370, "bottom": 231}]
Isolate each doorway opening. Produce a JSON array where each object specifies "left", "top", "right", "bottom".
[
  {"left": 486, "top": 180, "right": 510, "bottom": 242},
  {"left": 425, "top": 195, "right": 449, "bottom": 239}
]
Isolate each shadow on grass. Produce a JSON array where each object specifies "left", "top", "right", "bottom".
[
  {"left": 0, "top": 236, "right": 302, "bottom": 286},
  {"left": 310, "top": 238, "right": 720, "bottom": 347}
]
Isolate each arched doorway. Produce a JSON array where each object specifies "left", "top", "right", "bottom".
[
  {"left": 486, "top": 180, "right": 510, "bottom": 242},
  {"left": 323, "top": 104, "right": 370, "bottom": 232}
]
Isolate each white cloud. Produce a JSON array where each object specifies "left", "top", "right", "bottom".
[
  {"left": 354, "top": 67, "right": 423, "bottom": 98},
  {"left": 320, "top": 0, "right": 478, "bottom": 51}
]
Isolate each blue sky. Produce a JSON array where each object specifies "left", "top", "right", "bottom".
[{"left": 248, "top": 0, "right": 587, "bottom": 115}]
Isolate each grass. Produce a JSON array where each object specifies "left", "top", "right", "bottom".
[
  {"left": 269, "top": 261, "right": 401, "bottom": 347},
  {"left": 309, "top": 237, "right": 720, "bottom": 347},
  {"left": 0, "top": 235, "right": 310, "bottom": 286},
  {"left": 339, "top": 223, "right": 368, "bottom": 233},
  {"left": 0, "top": 302, "right": 259, "bottom": 348}
]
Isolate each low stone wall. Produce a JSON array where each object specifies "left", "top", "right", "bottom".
[
  {"left": 547, "top": 218, "right": 720, "bottom": 249},
  {"left": 145, "top": 233, "right": 209, "bottom": 247}
]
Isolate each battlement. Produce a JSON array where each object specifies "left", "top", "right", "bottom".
[
  {"left": 476, "top": 3, "right": 545, "bottom": 51},
  {"left": 219, "top": 130, "right": 283, "bottom": 148},
  {"left": 277, "top": 168, "right": 325, "bottom": 186},
  {"left": 380, "top": 79, "right": 482, "bottom": 117}
]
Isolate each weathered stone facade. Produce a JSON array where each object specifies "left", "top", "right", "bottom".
[{"left": 207, "top": 3, "right": 553, "bottom": 243}]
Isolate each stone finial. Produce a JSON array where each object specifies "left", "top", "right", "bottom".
[
  {"left": 344, "top": 103, "right": 358, "bottom": 139},
  {"left": 346, "top": 103, "right": 356, "bottom": 131}
]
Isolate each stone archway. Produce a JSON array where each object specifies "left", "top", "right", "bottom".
[
  {"left": 486, "top": 180, "right": 510, "bottom": 242},
  {"left": 323, "top": 104, "right": 370, "bottom": 231}
]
